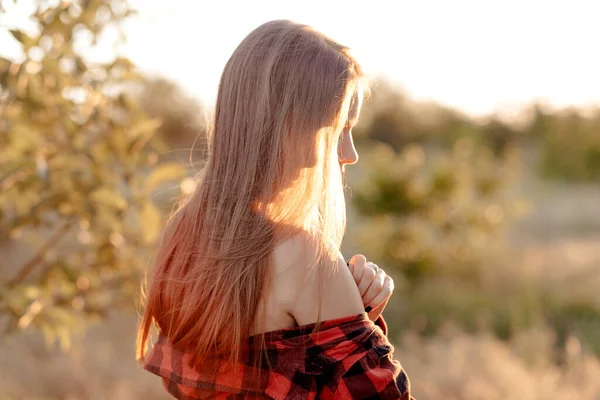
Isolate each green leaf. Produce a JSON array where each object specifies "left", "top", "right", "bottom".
[
  {"left": 109, "top": 57, "right": 134, "bottom": 71},
  {"left": 74, "top": 57, "right": 87, "bottom": 73},
  {"left": 146, "top": 163, "right": 187, "bottom": 191},
  {"left": 89, "top": 188, "right": 128, "bottom": 210},
  {"left": 117, "top": 92, "right": 136, "bottom": 111},
  {"left": 140, "top": 202, "right": 161, "bottom": 243},
  {"left": 9, "top": 29, "right": 35, "bottom": 48},
  {"left": 129, "top": 118, "right": 162, "bottom": 139}
]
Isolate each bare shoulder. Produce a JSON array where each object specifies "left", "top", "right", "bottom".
[{"left": 271, "top": 234, "right": 364, "bottom": 326}]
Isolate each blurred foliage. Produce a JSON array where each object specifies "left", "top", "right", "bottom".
[
  {"left": 138, "top": 76, "right": 206, "bottom": 152},
  {"left": 356, "top": 81, "right": 600, "bottom": 181},
  {"left": 354, "top": 83, "right": 522, "bottom": 156},
  {"left": 526, "top": 105, "right": 600, "bottom": 181},
  {"left": 399, "top": 324, "right": 600, "bottom": 400},
  {"left": 352, "top": 139, "right": 600, "bottom": 356},
  {"left": 352, "top": 140, "right": 520, "bottom": 283},
  {"left": 0, "top": 0, "right": 186, "bottom": 349},
  {"left": 350, "top": 135, "right": 523, "bottom": 338},
  {"left": 351, "top": 82, "right": 600, "bottom": 356}
]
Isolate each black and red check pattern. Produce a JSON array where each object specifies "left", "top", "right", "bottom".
[{"left": 143, "top": 313, "right": 414, "bottom": 399}]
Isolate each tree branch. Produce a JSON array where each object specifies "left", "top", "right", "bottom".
[{"left": 7, "top": 221, "right": 72, "bottom": 286}]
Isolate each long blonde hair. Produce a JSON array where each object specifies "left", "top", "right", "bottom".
[{"left": 137, "top": 19, "right": 367, "bottom": 369}]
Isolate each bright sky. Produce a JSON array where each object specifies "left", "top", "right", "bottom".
[{"left": 2, "top": 0, "right": 600, "bottom": 116}]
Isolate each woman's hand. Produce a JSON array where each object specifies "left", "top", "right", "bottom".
[{"left": 347, "top": 254, "right": 394, "bottom": 322}]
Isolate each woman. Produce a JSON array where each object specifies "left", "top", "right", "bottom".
[{"left": 138, "top": 20, "right": 414, "bottom": 399}]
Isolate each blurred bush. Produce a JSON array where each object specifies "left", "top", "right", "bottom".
[
  {"left": 352, "top": 140, "right": 520, "bottom": 283},
  {"left": 400, "top": 325, "right": 600, "bottom": 400},
  {"left": 0, "top": 0, "right": 187, "bottom": 349},
  {"left": 354, "top": 82, "right": 522, "bottom": 155},
  {"left": 138, "top": 76, "right": 206, "bottom": 152},
  {"left": 356, "top": 81, "right": 600, "bottom": 181},
  {"left": 349, "top": 83, "right": 600, "bottom": 357},
  {"left": 526, "top": 105, "right": 600, "bottom": 181},
  {"left": 349, "top": 139, "right": 526, "bottom": 336}
]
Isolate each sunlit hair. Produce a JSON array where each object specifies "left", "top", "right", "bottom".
[{"left": 137, "top": 19, "right": 368, "bottom": 371}]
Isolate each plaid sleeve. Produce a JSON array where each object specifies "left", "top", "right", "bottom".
[
  {"left": 374, "top": 315, "right": 388, "bottom": 336},
  {"left": 332, "top": 347, "right": 413, "bottom": 399},
  {"left": 323, "top": 315, "right": 414, "bottom": 400},
  {"left": 144, "top": 315, "right": 415, "bottom": 399}
]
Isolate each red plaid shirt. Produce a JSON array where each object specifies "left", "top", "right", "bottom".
[{"left": 143, "top": 313, "right": 414, "bottom": 399}]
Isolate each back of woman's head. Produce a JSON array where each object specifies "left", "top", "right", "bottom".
[{"left": 138, "top": 19, "right": 368, "bottom": 368}]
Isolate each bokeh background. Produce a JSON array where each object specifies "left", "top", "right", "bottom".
[{"left": 1, "top": 1, "right": 600, "bottom": 399}]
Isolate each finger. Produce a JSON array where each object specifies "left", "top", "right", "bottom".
[
  {"left": 370, "top": 298, "right": 389, "bottom": 314},
  {"left": 366, "top": 276, "right": 394, "bottom": 308},
  {"left": 360, "top": 262, "right": 379, "bottom": 289},
  {"left": 365, "top": 262, "right": 379, "bottom": 273},
  {"left": 349, "top": 254, "right": 367, "bottom": 266},
  {"left": 349, "top": 254, "right": 367, "bottom": 284},
  {"left": 366, "top": 298, "right": 390, "bottom": 320},
  {"left": 357, "top": 265, "right": 376, "bottom": 297},
  {"left": 362, "top": 268, "right": 385, "bottom": 306}
]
